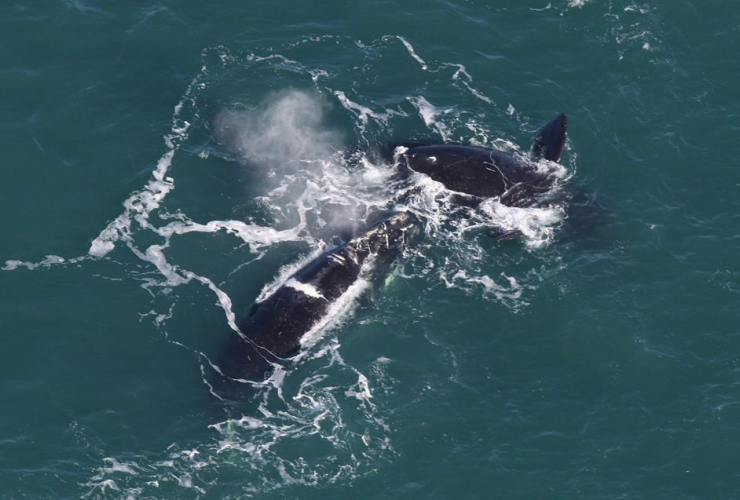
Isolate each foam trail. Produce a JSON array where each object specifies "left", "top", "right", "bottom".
[
  {"left": 89, "top": 89, "right": 192, "bottom": 258},
  {"left": 439, "top": 269, "right": 532, "bottom": 312},
  {"left": 334, "top": 90, "right": 376, "bottom": 125},
  {"left": 3, "top": 75, "right": 201, "bottom": 271},
  {"left": 449, "top": 63, "right": 471, "bottom": 81},
  {"left": 126, "top": 237, "right": 290, "bottom": 376},
  {"left": 463, "top": 82, "right": 494, "bottom": 105},
  {"left": 396, "top": 36, "right": 428, "bottom": 70},
  {"left": 407, "top": 96, "right": 452, "bottom": 141},
  {"left": 154, "top": 219, "right": 303, "bottom": 252},
  {"left": 2, "top": 255, "right": 86, "bottom": 271},
  {"left": 444, "top": 63, "right": 495, "bottom": 105},
  {"left": 127, "top": 241, "right": 242, "bottom": 339},
  {"left": 333, "top": 90, "right": 406, "bottom": 135}
]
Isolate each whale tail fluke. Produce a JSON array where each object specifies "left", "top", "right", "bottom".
[{"left": 532, "top": 113, "right": 568, "bottom": 163}]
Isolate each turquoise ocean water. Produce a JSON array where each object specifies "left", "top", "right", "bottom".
[{"left": 1, "top": 1, "right": 739, "bottom": 498}]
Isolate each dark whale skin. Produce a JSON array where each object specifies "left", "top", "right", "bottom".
[
  {"left": 395, "top": 114, "right": 568, "bottom": 207},
  {"left": 215, "top": 212, "right": 421, "bottom": 392}
]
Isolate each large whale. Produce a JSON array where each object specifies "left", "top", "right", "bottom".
[
  {"left": 214, "top": 212, "right": 421, "bottom": 395},
  {"left": 392, "top": 113, "right": 568, "bottom": 208}
]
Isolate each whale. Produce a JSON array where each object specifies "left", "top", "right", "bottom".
[
  {"left": 214, "top": 212, "right": 421, "bottom": 396},
  {"left": 392, "top": 113, "right": 568, "bottom": 208}
]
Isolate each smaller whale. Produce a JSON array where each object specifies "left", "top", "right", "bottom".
[
  {"left": 214, "top": 212, "right": 421, "bottom": 395},
  {"left": 392, "top": 113, "right": 568, "bottom": 208}
]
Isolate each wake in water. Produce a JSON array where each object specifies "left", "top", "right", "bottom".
[{"left": 4, "top": 35, "right": 578, "bottom": 497}]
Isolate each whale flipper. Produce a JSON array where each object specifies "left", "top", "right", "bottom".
[{"left": 532, "top": 113, "right": 568, "bottom": 163}]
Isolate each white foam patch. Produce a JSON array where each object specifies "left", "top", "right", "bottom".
[
  {"left": 464, "top": 120, "right": 491, "bottom": 146},
  {"left": 490, "top": 138, "right": 522, "bottom": 154},
  {"left": 345, "top": 373, "right": 373, "bottom": 401},
  {"left": 360, "top": 156, "right": 395, "bottom": 185},
  {"left": 477, "top": 199, "right": 565, "bottom": 249},
  {"left": 533, "top": 157, "right": 570, "bottom": 180}
]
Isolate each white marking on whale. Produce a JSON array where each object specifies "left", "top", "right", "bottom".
[
  {"left": 328, "top": 254, "right": 346, "bottom": 265},
  {"left": 284, "top": 278, "right": 327, "bottom": 300}
]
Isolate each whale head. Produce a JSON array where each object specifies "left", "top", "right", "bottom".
[{"left": 351, "top": 211, "right": 422, "bottom": 256}]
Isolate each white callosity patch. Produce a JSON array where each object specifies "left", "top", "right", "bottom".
[
  {"left": 284, "top": 278, "right": 327, "bottom": 300},
  {"left": 255, "top": 246, "right": 328, "bottom": 303},
  {"left": 297, "top": 270, "right": 371, "bottom": 349},
  {"left": 327, "top": 253, "right": 347, "bottom": 265}
]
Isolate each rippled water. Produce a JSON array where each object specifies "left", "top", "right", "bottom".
[{"left": 2, "top": 1, "right": 739, "bottom": 498}]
